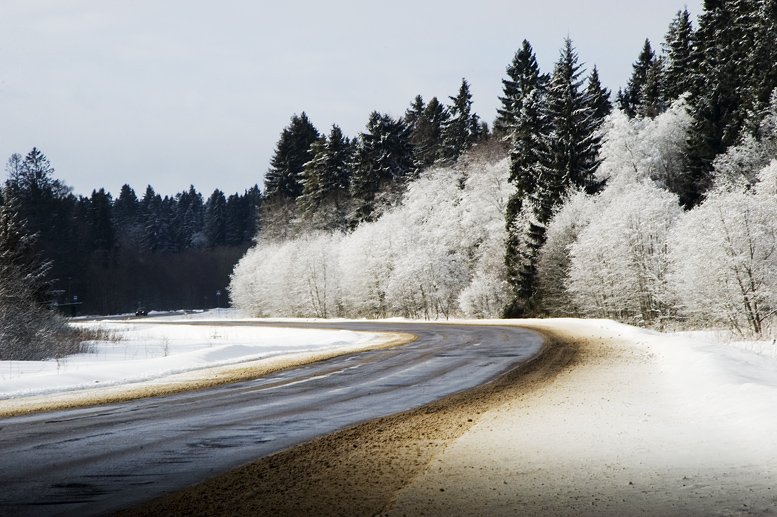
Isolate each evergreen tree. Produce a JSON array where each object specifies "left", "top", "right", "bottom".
[
  {"left": 411, "top": 97, "right": 448, "bottom": 170},
  {"left": 300, "top": 124, "right": 353, "bottom": 229},
  {"left": 638, "top": 58, "right": 667, "bottom": 118},
  {"left": 140, "top": 185, "right": 162, "bottom": 253},
  {"left": 495, "top": 40, "right": 549, "bottom": 138},
  {"left": 743, "top": 0, "right": 777, "bottom": 134},
  {"left": 586, "top": 66, "right": 612, "bottom": 124},
  {"left": 264, "top": 112, "right": 319, "bottom": 201},
  {"left": 684, "top": 0, "right": 741, "bottom": 207},
  {"left": 439, "top": 78, "right": 480, "bottom": 165},
  {"left": 505, "top": 38, "right": 600, "bottom": 316},
  {"left": 0, "top": 188, "right": 51, "bottom": 303},
  {"left": 663, "top": 8, "right": 695, "bottom": 101},
  {"left": 87, "top": 188, "right": 114, "bottom": 253},
  {"left": 619, "top": 39, "right": 658, "bottom": 118},
  {"left": 203, "top": 189, "right": 227, "bottom": 247},
  {"left": 404, "top": 95, "right": 426, "bottom": 130},
  {"left": 351, "top": 112, "right": 414, "bottom": 222}
]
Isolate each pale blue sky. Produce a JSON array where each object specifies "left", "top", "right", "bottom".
[{"left": 0, "top": 1, "right": 702, "bottom": 197}]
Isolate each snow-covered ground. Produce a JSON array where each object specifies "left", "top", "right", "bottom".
[
  {"left": 388, "top": 319, "right": 777, "bottom": 515},
  {"left": 0, "top": 313, "right": 386, "bottom": 399}
]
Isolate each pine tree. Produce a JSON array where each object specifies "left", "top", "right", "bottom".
[
  {"left": 743, "top": 0, "right": 777, "bottom": 134},
  {"left": 619, "top": 39, "right": 658, "bottom": 118},
  {"left": 502, "top": 41, "right": 551, "bottom": 316},
  {"left": 404, "top": 95, "right": 426, "bottom": 130},
  {"left": 351, "top": 112, "right": 414, "bottom": 222},
  {"left": 264, "top": 112, "right": 319, "bottom": 201},
  {"left": 663, "top": 8, "right": 695, "bottom": 101},
  {"left": 438, "top": 78, "right": 480, "bottom": 165}
]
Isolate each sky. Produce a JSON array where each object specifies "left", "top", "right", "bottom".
[{"left": 0, "top": 0, "right": 703, "bottom": 198}]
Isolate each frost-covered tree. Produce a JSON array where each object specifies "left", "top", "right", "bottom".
[
  {"left": 567, "top": 182, "right": 682, "bottom": 325},
  {"left": 230, "top": 157, "right": 514, "bottom": 319},
  {"left": 670, "top": 171, "right": 777, "bottom": 335},
  {"left": 596, "top": 98, "right": 693, "bottom": 194}
]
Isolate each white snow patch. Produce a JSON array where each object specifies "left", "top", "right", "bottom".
[{"left": 0, "top": 318, "right": 383, "bottom": 399}]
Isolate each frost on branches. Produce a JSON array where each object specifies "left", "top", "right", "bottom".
[
  {"left": 230, "top": 158, "right": 514, "bottom": 319},
  {"left": 670, "top": 163, "right": 777, "bottom": 335}
]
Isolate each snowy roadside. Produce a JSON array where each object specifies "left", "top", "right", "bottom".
[
  {"left": 385, "top": 319, "right": 777, "bottom": 515},
  {"left": 0, "top": 314, "right": 408, "bottom": 416}
]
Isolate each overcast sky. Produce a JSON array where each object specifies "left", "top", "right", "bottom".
[{"left": 0, "top": 0, "right": 703, "bottom": 197}]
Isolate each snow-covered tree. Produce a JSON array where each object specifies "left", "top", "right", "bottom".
[
  {"left": 230, "top": 157, "right": 514, "bottom": 319},
  {"left": 670, "top": 175, "right": 777, "bottom": 335},
  {"left": 567, "top": 182, "right": 682, "bottom": 325},
  {"left": 351, "top": 112, "right": 414, "bottom": 223}
]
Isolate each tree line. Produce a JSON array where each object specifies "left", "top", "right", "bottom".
[{"left": 0, "top": 148, "right": 261, "bottom": 315}]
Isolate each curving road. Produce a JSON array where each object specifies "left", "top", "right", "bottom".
[{"left": 0, "top": 321, "right": 542, "bottom": 516}]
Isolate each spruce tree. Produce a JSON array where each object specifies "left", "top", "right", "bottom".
[
  {"left": 411, "top": 97, "right": 448, "bottom": 170},
  {"left": 638, "top": 58, "right": 667, "bottom": 118},
  {"left": 586, "top": 66, "right": 612, "bottom": 124},
  {"left": 619, "top": 39, "right": 658, "bottom": 118},
  {"left": 663, "top": 8, "right": 695, "bottom": 101},
  {"left": 438, "top": 78, "right": 480, "bottom": 165},
  {"left": 0, "top": 189, "right": 51, "bottom": 303},
  {"left": 684, "top": 0, "right": 741, "bottom": 206},
  {"left": 263, "top": 112, "right": 319, "bottom": 201},
  {"left": 203, "top": 189, "right": 227, "bottom": 247},
  {"left": 502, "top": 41, "right": 550, "bottom": 316},
  {"left": 351, "top": 112, "right": 414, "bottom": 222},
  {"left": 495, "top": 40, "right": 549, "bottom": 139},
  {"left": 87, "top": 188, "right": 114, "bottom": 254},
  {"left": 505, "top": 38, "right": 600, "bottom": 316},
  {"left": 300, "top": 125, "right": 353, "bottom": 229}
]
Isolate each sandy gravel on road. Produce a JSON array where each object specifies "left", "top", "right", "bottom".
[{"left": 126, "top": 320, "right": 777, "bottom": 516}]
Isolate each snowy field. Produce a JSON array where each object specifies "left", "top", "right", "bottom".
[{"left": 0, "top": 312, "right": 385, "bottom": 399}]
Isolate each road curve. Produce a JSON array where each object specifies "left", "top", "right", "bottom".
[{"left": 0, "top": 321, "right": 542, "bottom": 516}]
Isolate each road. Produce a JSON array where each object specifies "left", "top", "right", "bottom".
[{"left": 0, "top": 321, "right": 542, "bottom": 516}]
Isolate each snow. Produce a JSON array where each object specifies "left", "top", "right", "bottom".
[
  {"left": 0, "top": 314, "right": 385, "bottom": 399},
  {"left": 388, "top": 318, "right": 777, "bottom": 515}
]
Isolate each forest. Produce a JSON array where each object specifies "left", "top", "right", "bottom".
[
  {"left": 232, "top": 1, "right": 777, "bottom": 336},
  {"left": 2, "top": 0, "right": 777, "bottom": 360}
]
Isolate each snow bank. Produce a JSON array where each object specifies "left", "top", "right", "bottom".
[{"left": 0, "top": 319, "right": 383, "bottom": 399}]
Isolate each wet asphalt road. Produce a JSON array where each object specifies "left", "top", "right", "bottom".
[{"left": 0, "top": 321, "right": 542, "bottom": 516}]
